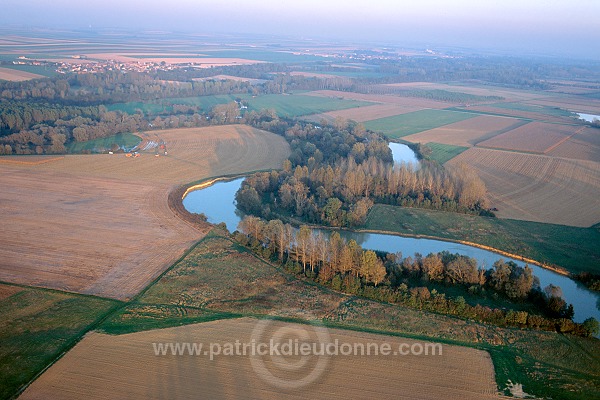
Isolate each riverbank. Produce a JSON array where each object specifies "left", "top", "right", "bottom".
[{"left": 365, "top": 204, "right": 600, "bottom": 276}]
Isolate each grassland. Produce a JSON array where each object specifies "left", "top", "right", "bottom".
[
  {"left": 364, "top": 204, "right": 600, "bottom": 274},
  {"left": 423, "top": 142, "right": 469, "bottom": 164},
  {"left": 244, "top": 93, "right": 373, "bottom": 117},
  {"left": 66, "top": 133, "right": 141, "bottom": 153},
  {"left": 364, "top": 109, "right": 477, "bottom": 138},
  {"left": 0, "top": 125, "right": 290, "bottom": 300},
  {"left": 107, "top": 94, "right": 242, "bottom": 114},
  {"left": 447, "top": 147, "right": 600, "bottom": 227},
  {"left": 107, "top": 93, "right": 373, "bottom": 118},
  {"left": 0, "top": 283, "right": 119, "bottom": 400}
]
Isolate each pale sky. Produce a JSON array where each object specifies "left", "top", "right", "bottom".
[{"left": 3, "top": 0, "right": 599, "bottom": 58}]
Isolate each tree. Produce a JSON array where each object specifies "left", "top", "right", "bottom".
[
  {"left": 582, "top": 318, "right": 600, "bottom": 337},
  {"left": 336, "top": 242, "right": 352, "bottom": 274},
  {"left": 421, "top": 253, "right": 444, "bottom": 281},
  {"left": 273, "top": 220, "right": 293, "bottom": 261},
  {"left": 48, "top": 133, "right": 66, "bottom": 153},
  {"left": 505, "top": 264, "right": 534, "bottom": 300},
  {"left": 322, "top": 197, "right": 342, "bottom": 226},
  {"left": 489, "top": 260, "right": 511, "bottom": 292},
  {"left": 445, "top": 256, "right": 479, "bottom": 285},
  {"left": 296, "top": 225, "right": 311, "bottom": 273},
  {"left": 359, "top": 250, "right": 387, "bottom": 286},
  {"left": 237, "top": 216, "right": 264, "bottom": 242}
]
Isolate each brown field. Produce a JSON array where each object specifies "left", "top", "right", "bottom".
[
  {"left": 0, "top": 155, "right": 64, "bottom": 165},
  {"left": 0, "top": 126, "right": 289, "bottom": 299},
  {"left": 0, "top": 67, "right": 44, "bottom": 81},
  {"left": 307, "top": 103, "right": 423, "bottom": 123},
  {"left": 305, "top": 90, "right": 452, "bottom": 109},
  {"left": 524, "top": 97, "right": 600, "bottom": 115},
  {"left": 21, "top": 318, "right": 500, "bottom": 400},
  {"left": 448, "top": 147, "right": 600, "bottom": 227},
  {"left": 403, "top": 115, "right": 520, "bottom": 147},
  {"left": 477, "top": 122, "right": 584, "bottom": 153},
  {"left": 465, "top": 105, "right": 574, "bottom": 124},
  {"left": 548, "top": 127, "right": 600, "bottom": 162}
]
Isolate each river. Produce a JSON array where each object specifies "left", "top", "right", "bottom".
[
  {"left": 577, "top": 113, "right": 600, "bottom": 123},
  {"left": 182, "top": 143, "right": 600, "bottom": 324}
]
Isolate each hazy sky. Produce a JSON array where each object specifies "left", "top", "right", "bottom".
[{"left": 3, "top": 0, "right": 599, "bottom": 58}]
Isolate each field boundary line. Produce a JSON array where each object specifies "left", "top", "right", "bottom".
[{"left": 543, "top": 125, "right": 586, "bottom": 154}]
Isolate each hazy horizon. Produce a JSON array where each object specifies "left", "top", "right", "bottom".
[{"left": 2, "top": 0, "right": 600, "bottom": 59}]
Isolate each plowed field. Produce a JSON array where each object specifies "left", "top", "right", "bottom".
[
  {"left": 20, "top": 318, "right": 500, "bottom": 400},
  {"left": 0, "top": 125, "right": 289, "bottom": 299},
  {"left": 448, "top": 147, "right": 600, "bottom": 227}
]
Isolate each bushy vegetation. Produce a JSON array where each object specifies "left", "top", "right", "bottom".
[{"left": 235, "top": 215, "right": 596, "bottom": 337}]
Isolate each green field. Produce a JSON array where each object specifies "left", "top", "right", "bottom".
[
  {"left": 106, "top": 101, "right": 170, "bottom": 115},
  {"left": 310, "top": 69, "right": 395, "bottom": 79},
  {"left": 244, "top": 93, "right": 373, "bottom": 117},
  {"left": 423, "top": 142, "right": 469, "bottom": 164},
  {"left": 490, "top": 102, "right": 576, "bottom": 118},
  {"left": 364, "top": 109, "right": 477, "bottom": 138},
  {"left": 107, "top": 95, "right": 240, "bottom": 114},
  {"left": 106, "top": 93, "right": 372, "bottom": 118},
  {"left": 0, "top": 284, "right": 119, "bottom": 399},
  {"left": 364, "top": 204, "right": 600, "bottom": 275},
  {"left": 67, "top": 133, "right": 141, "bottom": 154}
]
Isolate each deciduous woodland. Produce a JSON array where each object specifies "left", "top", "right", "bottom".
[
  {"left": 235, "top": 216, "right": 598, "bottom": 337},
  {"left": 236, "top": 119, "right": 491, "bottom": 229}
]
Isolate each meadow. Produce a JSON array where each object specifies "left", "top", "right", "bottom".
[
  {"left": 0, "top": 283, "right": 119, "bottom": 399},
  {"left": 364, "top": 109, "right": 477, "bottom": 138},
  {"left": 364, "top": 204, "right": 600, "bottom": 274},
  {"left": 107, "top": 93, "right": 373, "bottom": 118},
  {"left": 422, "top": 142, "right": 469, "bottom": 164},
  {"left": 66, "top": 132, "right": 141, "bottom": 153}
]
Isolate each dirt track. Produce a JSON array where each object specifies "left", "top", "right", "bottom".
[{"left": 0, "top": 125, "right": 289, "bottom": 300}]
